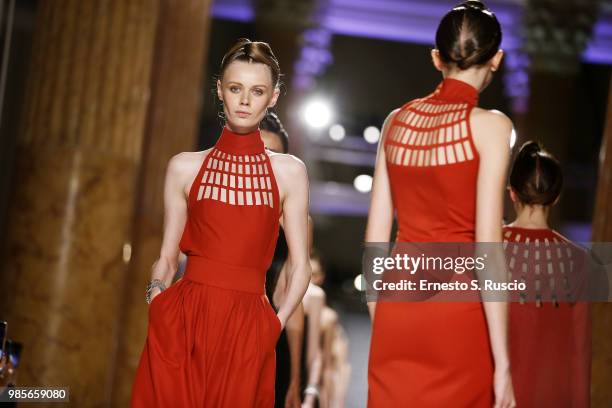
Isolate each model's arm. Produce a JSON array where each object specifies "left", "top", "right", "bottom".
[
  {"left": 303, "top": 286, "right": 325, "bottom": 408},
  {"left": 321, "top": 309, "right": 337, "bottom": 374},
  {"left": 364, "top": 109, "right": 397, "bottom": 319},
  {"left": 284, "top": 302, "right": 304, "bottom": 408},
  {"left": 274, "top": 156, "right": 311, "bottom": 327},
  {"left": 320, "top": 308, "right": 338, "bottom": 408},
  {"left": 471, "top": 109, "right": 515, "bottom": 408},
  {"left": 273, "top": 262, "right": 305, "bottom": 408},
  {"left": 148, "top": 152, "right": 199, "bottom": 301}
]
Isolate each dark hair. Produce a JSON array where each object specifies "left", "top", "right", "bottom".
[
  {"left": 509, "top": 141, "right": 563, "bottom": 206},
  {"left": 435, "top": 1, "right": 502, "bottom": 70},
  {"left": 220, "top": 38, "right": 281, "bottom": 87},
  {"left": 260, "top": 112, "right": 289, "bottom": 153}
]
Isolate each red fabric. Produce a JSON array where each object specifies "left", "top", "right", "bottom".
[
  {"left": 368, "top": 78, "right": 493, "bottom": 407},
  {"left": 503, "top": 226, "right": 591, "bottom": 408},
  {"left": 131, "top": 127, "right": 282, "bottom": 407}
]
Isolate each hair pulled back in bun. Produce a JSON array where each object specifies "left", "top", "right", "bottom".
[
  {"left": 435, "top": 1, "right": 502, "bottom": 70},
  {"left": 509, "top": 141, "right": 563, "bottom": 206}
]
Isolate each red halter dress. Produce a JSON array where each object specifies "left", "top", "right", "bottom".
[
  {"left": 368, "top": 78, "right": 493, "bottom": 407},
  {"left": 131, "top": 127, "right": 282, "bottom": 407},
  {"left": 503, "top": 226, "right": 591, "bottom": 408}
]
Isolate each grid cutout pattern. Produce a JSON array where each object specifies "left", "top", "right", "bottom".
[
  {"left": 196, "top": 148, "right": 275, "bottom": 208},
  {"left": 503, "top": 230, "right": 574, "bottom": 305},
  {"left": 385, "top": 100, "right": 476, "bottom": 167}
]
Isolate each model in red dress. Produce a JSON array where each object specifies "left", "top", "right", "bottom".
[
  {"left": 504, "top": 140, "right": 590, "bottom": 407},
  {"left": 368, "top": 77, "right": 494, "bottom": 407},
  {"left": 131, "top": 127, "right": 282, "bottom": 407},
  {"left": 367, "top": 3, "right": 515, "bottom": 407},
  {"left": 503, "top": 226, "right": 590, "bottom": 408},
  {"left": 131, "top": 39, "right": 311, "bottom": 408}
]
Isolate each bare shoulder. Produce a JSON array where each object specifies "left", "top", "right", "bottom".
[
  {"left": 306, "top": 282, "right": 326, "bottom": 301},
  {"left": 470, "top": 108, "right": 513, "bottom": 152},
  {"left": 268, "top": 152, "right": 308, "bottom": 181},
  {"left": 381, "top": 108, "right": 400, "bottom": 139},
  {"left": 304, "top": 283, "right": 326, "bottom": 313},
  {"left": 471, "top": 107, "right": 512, "bottom": 127},
  {"left": 385, "top": 108, "right": 400, "bottom": 124},
  {"left": 171, "top": 148, "right": 212, "bottom": 168},
  {"left": 167, "top": 148, "right": 213, "bottom": 187}
]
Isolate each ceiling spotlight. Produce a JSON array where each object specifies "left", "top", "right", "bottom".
[
  {"left": 363, "top": 126, "right": 381, "bottom": 144},
  {"left": 329, "top": 124, "right": 346, "bottom": 141},
  {"left": 354, "top": 274, "right": 365, "bottom": 291},
  {"left": 353, "top": 174, "right": 373, "bottom": 193},
  {"left": 303, "top": 99, "right": 332, "bottom": 129}
]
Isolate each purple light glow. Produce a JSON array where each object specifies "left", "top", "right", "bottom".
[
  {"left": 310, "top": 182, "right": 371, "bottom": 216},
  {"left": 211, "top": 0, "right": 253, "bottom": 22},
  {"left": 584, "top": 41, "right": 612, "bottom": 65},
  {"left": 559, "top": 222, "right": 593, "bottom": 243},
  {"left": 323, "top": 1, "right": 522, "bottom": 50},
  {"left": 293, "top": 27, "right": 333, "bottom": 91},
  {"left": 211, "top": 0, "right": 612, "bottom": 65}
]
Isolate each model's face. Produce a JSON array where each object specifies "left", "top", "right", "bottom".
[
  {"left": 217, "top": 60, "right": 279, "bottom": 134},
  {"left": 260, "top": 130, "right": 285, "bottom": 153}
]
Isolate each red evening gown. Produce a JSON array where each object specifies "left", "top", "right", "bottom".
[
  {"left": 503, "top": 226, "right": 591, "bottom": 408},
  {"left": 131, "top": 127, "right": 282, "bottom": 407},
  {"left": 368, "top": 78, "right": 493, "bottom": 407}
]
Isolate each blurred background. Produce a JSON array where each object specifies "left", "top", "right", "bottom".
[{"left": 0, "top": 0, "right": 611, "bottom": 406}]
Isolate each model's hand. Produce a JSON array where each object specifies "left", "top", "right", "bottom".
[
  {"left": 277, "top": 314, "right": 286, "bottom": 331},
  {"left": 284, "top": 380, "right": 301, "bottom": 408},
  {"left": 148, "top": 287, "right": 162, "bottom": 304},
  {"left": 493, "top": 367, "right": 516, "bottom": 408}
]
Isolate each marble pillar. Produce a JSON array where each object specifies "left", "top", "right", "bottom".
[
  {"left": 0, "top": 0, "right": 158, "bottom": 405},
  {"left": 110, "top": 0, "right": 212, "bottom": 405},
  {"left": 591, "top": 78, "right": 612, "bottom": 406}
]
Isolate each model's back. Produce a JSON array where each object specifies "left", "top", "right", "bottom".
[{"left": 384, "top": 78, "right": 479, "bottom": 242}]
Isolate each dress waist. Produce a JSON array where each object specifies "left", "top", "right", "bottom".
[{"left": 184, "top": 255, "right": 265, "bottom": 294}]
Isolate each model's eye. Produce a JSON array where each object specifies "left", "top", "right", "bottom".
[
  {"left": 253, "top": 88, "right": 264, "bottom": 96},
  {"left": 230, "top": 86, "right": 240, "bottom": 93}
]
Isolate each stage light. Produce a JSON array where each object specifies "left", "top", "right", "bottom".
[
  {"left": 329, "top": 124, "right": 346, "bottom": 141},
  {"left": 363, "top": 126, "right": 380, "bottom": 144},
  {"left": 354, "top": 174, "right": 373, "bottom": 193},
  {"left": 303, "top": 99, "right": 332, "bottom": 128},
  {"left": 510, "top": 127, "right": 517, "bottom": 148},
  {"left": 354, "top": 274, "right": 365, "bottom": 291}
]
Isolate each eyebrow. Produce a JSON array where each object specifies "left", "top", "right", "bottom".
[{"left": 226, "top": 81, "right": 269, "bottom": 89}]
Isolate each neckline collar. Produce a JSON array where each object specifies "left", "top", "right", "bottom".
[
  {"left": 432, "top": 78, "right": 479, "bottom": 105},
  {"left": 215, "top": 126, "right": 265, "bottom": 154}
]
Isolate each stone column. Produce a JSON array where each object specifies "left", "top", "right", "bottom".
[
  {"left": 591, "top": 78, "right": 612, "bottom": 406},
  {"left": 0, "top": 0, "right": 158, "bottom": 405},
  {"left": 110, "top": 0, "right": 212, "bottom": 405}
]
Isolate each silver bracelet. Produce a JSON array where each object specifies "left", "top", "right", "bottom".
[
  {"left": 304, "top": 384, "right": 319, "bottom": 398},
  {"left": 145, "top": 279, "right": 167, "bottom": 304}
]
